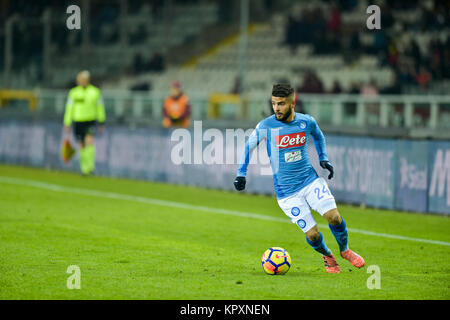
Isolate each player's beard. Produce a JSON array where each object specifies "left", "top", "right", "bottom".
[{"left": 276, "top": 107, "right": 292, "bottom": 122}]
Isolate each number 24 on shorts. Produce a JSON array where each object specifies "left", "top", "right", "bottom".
[{"left": 314, "top": 185, "right": 330, "bottom": 200}]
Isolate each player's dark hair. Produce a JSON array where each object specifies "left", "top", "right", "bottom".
[{"left": 272, "top": 83, "right": 294, "bottom": 97}]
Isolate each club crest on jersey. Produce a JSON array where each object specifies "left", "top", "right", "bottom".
[
  {"left": 299, "top": 121, "right": 307, "bottom": 129},
  {"left": 291, "top": 207, "right": 300, "bottom": 216},
  {"left": 275, "top": 132, "right": 306, "bottom": 149},
  {"left": 297, "top": 219, "right": 307, "bottom": 229}
]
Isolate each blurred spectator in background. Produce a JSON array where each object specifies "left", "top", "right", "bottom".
[
  {"left": 349, "top": 82, "right": 360, "bottom": 94},
  {"left": 130, "top": 81, "right": 152, "bottom": 92},
  {"left": 380, "top": 4, "right": 395, "bottom": 29},
  {"left": 325, "top": 3, "right": 342, "bottom": 53},
  {"left": 344, "top": 30, "right": 362, "bottom": 63},
  {"left": 443, "top": 37, "right": 450, "bottom": 79},
  {"left": 148, "top": 53, "right": 165, "bottom": 72},
  {"left": 131, "top": 52, "right": 165, "bottom": 75},
  {"left": 405, "top": 38, "right": 422, "bottom": 71},
  {"left": 3, "top": 0, "right": 449, "bottom": 95},
  {"left": 419, "top": 2, "right": 439, "bottom": 31},
  {"left": 281, "top": 0, "right": 448, "bottom": 94},
  {"left": 343, "top": 82, "right": 360, "bottom": 118},
  {"left": 381, "top": 73, "right": 402, "bottom": 94},
  {"left": 360, "top": 78, "right": 379, "bottom": 97},
  {"left": 294, "top": 92, "right": 306, "bottom": 114},
  {"left": 386, "top": 42, "right": 400, "bottom": 69},
  {"left": 285, "top": 6, "right": 329, "bottom": 54},
  {"left": 132, "top": 53, "right": 146, "bottom": 75},
  {"left": 338, "top": 0, "right": 358, "bottom": 12},
  {"left": 428, "top": 37, "right": 445, "bottom": 80},
  {"left": 231, "top": 76, "right": 242, "bottom": 95},
  {"left": 327, "top": 3, "right": 341, "bottom": 37},
  {"left": 396, "top": 62, "right": 416, "bottom": 87},
  {"left": 414, "top": 66, "right": 432, "bottom": 89},
  {"left": 361, "top": 78, "right": 379, "bottom": 124},
  {"left": 129, "top": 24, "right": 148, "bottom": 45},
  {"left": 373, "top": 29, "right": 389, "bottom": 55},
  {"left": 311, "top": 7, "right": 328, "bottom": 54},
  {"left": 297, "top": 71, "right": 325, "bottom": 94},
  {"left": 285, "top": 13, "right": 301, "bottom": 53},
  {"left": 218, "top": 0, "right": 235, "bottom": 23},
  {"left": 162, "top": 81, "right": 191, "bottom": 128},
  {"left": 330, "top": 80, "right": 343, "bottom": 94}
]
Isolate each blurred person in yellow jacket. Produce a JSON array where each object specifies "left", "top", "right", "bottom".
[
  {"left": 162, "top": 81, "right": 191, "bottom": 128},
  {"left": 63, "top": 70, "right": 106, "bottom": 175}
]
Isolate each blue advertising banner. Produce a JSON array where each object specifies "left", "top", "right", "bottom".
[
  {"left": 325, "top": 135, "right": 396, "bottom": 209},
  {"left": 0, "top": 121, "right": 447, "bottom": 214},
  {"left": 395, "top": 140, "right": 428, "bottom": 212},
  {"left": 0, "top": 121, "right": 46, "bottom": 167},
  {"left": 428, "top": 141, "right": 450, "bottom": 214}
]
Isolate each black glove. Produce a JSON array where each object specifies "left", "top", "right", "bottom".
[
  {"left": 320, "top": 161, "right": 334, "bottom": 179},
  {"left": 234, "top": 176, "right": 246, "bottom": 191}
]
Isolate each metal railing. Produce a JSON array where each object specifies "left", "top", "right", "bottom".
[{"left": 2, "top": 89, "right": 449, "bottom": 138}]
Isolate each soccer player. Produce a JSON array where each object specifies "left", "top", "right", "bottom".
[
  {"left": 234, "top": 83, "right": 365, "bottom": 273},
  {"left": 63, "top": 70, "right": 105, "bottom": 175}
]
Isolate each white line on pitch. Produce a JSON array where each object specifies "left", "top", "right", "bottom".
[{"left": 1, "top": 175, "right": 449, "bottom": 247}]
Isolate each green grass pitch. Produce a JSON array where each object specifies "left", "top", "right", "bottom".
[{"left": 0, "top": 164, "right": 449, "bottom": 299}]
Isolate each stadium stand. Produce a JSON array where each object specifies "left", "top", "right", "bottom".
[
  {"left": 0, "top": 0, "right": 220, "bottom": 89},
  {"left": 112, "top": 0, "right": 449, "bottom": 95},
  {"left": 1, "top": 0, "right": 449, "bottom": 135},
  {"left": 2, "top": 0, "right": 449, "bottom": 94}
]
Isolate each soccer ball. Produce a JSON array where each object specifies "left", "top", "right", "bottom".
[{"left": 261, "top": 247, "right": 291, "bottom": 275}]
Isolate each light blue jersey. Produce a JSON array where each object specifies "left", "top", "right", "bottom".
[{"left": 237, "top": 113, "right": 329, "bottom": 199}]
